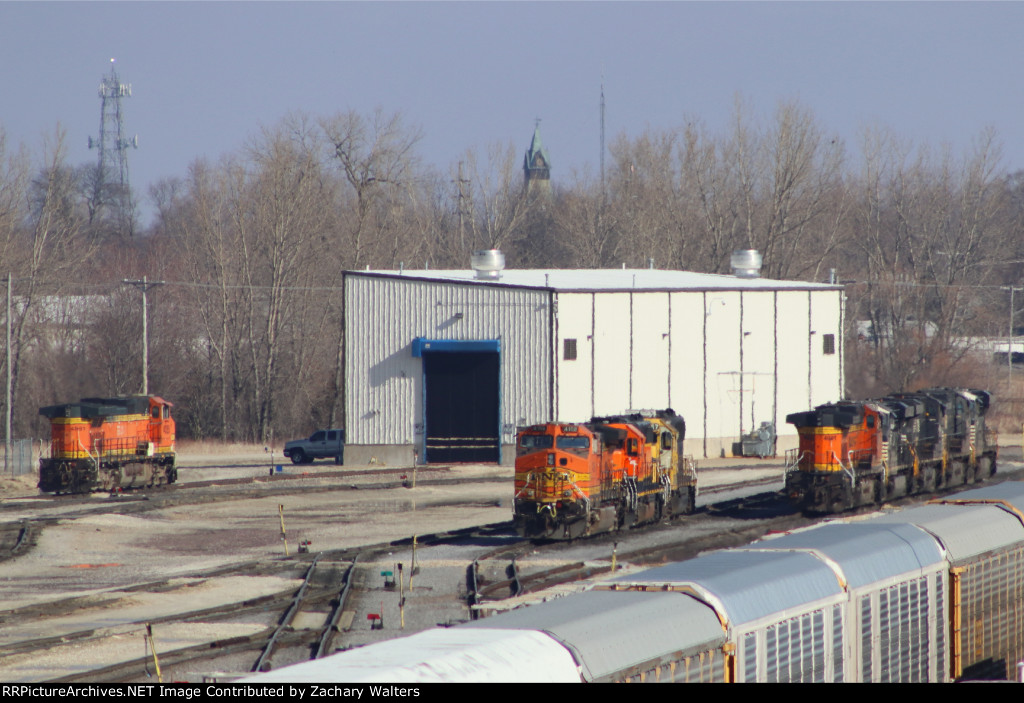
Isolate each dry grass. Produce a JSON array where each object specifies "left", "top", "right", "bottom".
[{"left": 175, "top": 440, "right": 269, "bottom": 456}]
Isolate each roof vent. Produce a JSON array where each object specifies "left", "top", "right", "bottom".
[
  {"left": 731, "top": 250, "right": 762, "bottom": 278},
  {"left": 471, "top": 249, "right": 505, "bottom": 280}
]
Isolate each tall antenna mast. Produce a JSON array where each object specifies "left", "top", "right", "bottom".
[
  {"left": 88, "top": 58, "right": 138, "bottom": 235},
  {"left": 600, "top": 70, "right": 606, "bottom": 195}
]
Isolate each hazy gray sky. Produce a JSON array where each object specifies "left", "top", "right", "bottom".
[{"left": 3, "top": 2, "right": 1023, "bottom": 225}]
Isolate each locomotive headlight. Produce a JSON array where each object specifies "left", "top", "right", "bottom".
[
  {"left": 562, "top": 489, "right": 571, "bottom": 498},
  {"left": 547, "top": 453, "right": 555, "bottom": 466}
]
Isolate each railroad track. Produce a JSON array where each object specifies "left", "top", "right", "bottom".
[{"left": 7, "top": 464, "right": 1021, "bottom": 681}]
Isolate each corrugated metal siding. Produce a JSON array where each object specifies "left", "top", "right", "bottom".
[
  {"left": 958, "top": 543, "right": 1024, "bottom": 679},
  {"left": 344, "top": 274, "right": 551, "bottom": 447},
  {"left": 740, "top": 605, "right": 835, "bottom": 682},
  {"left": 856, "top": 572, "right": 944, "bottom": 682},
  {"left": 875, "top": 500, "right": 1024, "bottom": 680}
]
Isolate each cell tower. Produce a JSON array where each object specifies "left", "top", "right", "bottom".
[{"left": 88, "top": 58, "right": 138, "bottom": 234}]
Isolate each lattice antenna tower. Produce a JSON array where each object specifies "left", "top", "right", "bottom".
[
  {"left": 88, "top": 58, "right": 138, "bottom": 231},
  {"left": 600, "top": 70, "right": 606, "bottom": 195}
]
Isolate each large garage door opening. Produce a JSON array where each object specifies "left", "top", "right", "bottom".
[{"left": 422, "top": 347, "right": 500, "bottom": 463}]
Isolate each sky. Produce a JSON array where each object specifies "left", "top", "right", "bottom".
[{"left": 3, "top": 1, "right": 1024, "bottom": 226}]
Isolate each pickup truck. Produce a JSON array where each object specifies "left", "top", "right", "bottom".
[{"left": 283, "top": 429, "right": 345, "bottom": 465}]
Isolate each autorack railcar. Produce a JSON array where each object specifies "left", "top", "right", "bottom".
[{"left": 247, "top": 480, "right": 1024, "bottom": 683}]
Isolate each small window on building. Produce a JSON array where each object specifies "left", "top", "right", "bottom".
[
  {"left": 823, "top": 334, "right": 835, "bottom": 355},
  {"left": 564, "top": 338, "right": 577, "bottom": 361}
]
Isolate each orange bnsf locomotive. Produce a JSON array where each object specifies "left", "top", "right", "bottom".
[
  {"left": 38, "top": 395, "right": 177, "bottom": 494},
  {"left": 785, "top": 387, "right": 996, "bottom": 513},
  {"left": 513, "top": 410, "right": 696, "bottom": 540}
]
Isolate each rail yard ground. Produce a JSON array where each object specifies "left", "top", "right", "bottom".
[{"left": 0, "top": 441, "right": 1021, "bottom": 682}]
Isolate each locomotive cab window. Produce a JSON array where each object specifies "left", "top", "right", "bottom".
[
  {"left": 151, "top": 407, "right": 160, "bottom": 419},
  {"left": 520, "top": 434, "right": 553, "bottom": 449}
]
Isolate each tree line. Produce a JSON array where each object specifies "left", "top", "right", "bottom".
[{"left": 2, "top": 99, "right": 1022, "bottom": 444}]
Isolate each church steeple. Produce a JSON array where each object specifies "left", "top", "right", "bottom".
[{"left": 523, "top": 120, "right": 551, "bottom": 194}]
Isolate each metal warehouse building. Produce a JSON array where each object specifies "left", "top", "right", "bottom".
[{"left": 343, "top": 258, "right": 844, "bottom": 466}]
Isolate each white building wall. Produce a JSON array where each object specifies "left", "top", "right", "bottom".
[
  {"left": 774, "top": 291, "right": 814, "bottom": 451},
  {"left": 668, "top": 292, "right": 707, "bottom": 453},
  {"left": 592, "top": 293, "right": 632, "bottom": 416},
  {"left": 810, "top": 289, "right": 844, "bottom": 408},
  {"left": 704, "top": 291, "right": 742, "bottom": 457},
  {"left": 344, "top": 274, "right": 552, "bottom": 464},
  {"left": 554, "top": 293, "right": 595, "bottom": 422},
  {"left": 740, "top": 292, "right": 777, "bottom": 439},
  {"left": 631, "top": 292, "right": 672, "bottom": 411}
]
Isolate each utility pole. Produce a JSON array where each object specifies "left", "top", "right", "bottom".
[
  {"left": 4, "top": 275, "right": 10, "bottom": 475},
  {"left": 122, "top": 277, "right": 164, "bottom": 395}
]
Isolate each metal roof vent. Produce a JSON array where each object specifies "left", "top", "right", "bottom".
[
  {"left": 731, "top": 249, "right": 762, "bottom": 278},
  {"left": 471, "top": 249, "right": 505, "bottom": 280}
]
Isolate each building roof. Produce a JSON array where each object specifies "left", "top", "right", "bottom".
[
  {"left": 347, "top": 268, "right": 842, "bottom": 293},
  {"left": 524, "top": 123, "right": 551, "bottom": 172}
]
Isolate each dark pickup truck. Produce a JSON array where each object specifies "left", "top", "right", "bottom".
[{"left": 283, "top": 429, "right": 345, "bottom": 464}]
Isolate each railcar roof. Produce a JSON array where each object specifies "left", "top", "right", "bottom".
[
  {"left": 741, "top": 522, "right": 945, "bottom": 589},
  {"left": 873, "top": 502, "right": 1024, "bottom": 562},
  {"left": 349, "top": 268, "right": 841, "bottom": 293},
  {"left": 603, "top": 549, "right": 843, "bottom": 627},
  {"left": 244, "top": 628, "right": 580, "bottom": 683},
  {"left": 461, "top": 589, "right": 725, "bottom": 681},
  {"left": 945, "top": 481, "right": 1024, "bottom": 516}
]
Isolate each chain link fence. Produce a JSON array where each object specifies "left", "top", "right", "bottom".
[{"left": 3, "top": 438, "right": 34, "bottom": 477}]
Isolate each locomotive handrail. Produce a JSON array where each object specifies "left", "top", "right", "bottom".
[
  {"left": 837, "top": 451, "right": 856, "bottom": 485},
  {"left": 560, "top": 472, "right": 592, "bottom": 513},
  {"left": 784, "top": 449, "right": 808, "bottom": 473},
  {"left": 513, "top": 472, "right": 536, "bottom": 500},
  {"left": 514, "top": 470, "right": 592, "bottom": 515}
]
